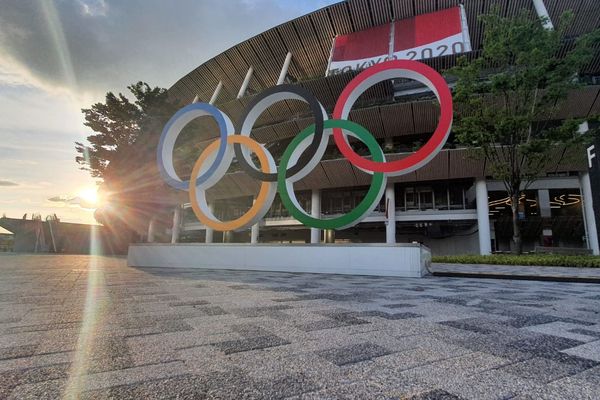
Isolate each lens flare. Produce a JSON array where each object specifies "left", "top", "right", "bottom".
[{"left": 78, "top": 187, "right": 99, "bottom": 207}]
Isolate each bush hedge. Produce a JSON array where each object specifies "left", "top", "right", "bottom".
[{"left": 431, "top": 254, "right": 600, "bottom": 268}]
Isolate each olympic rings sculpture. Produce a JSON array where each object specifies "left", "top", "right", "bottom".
[{"left": 157, "top": 59, "right": 452, "bottom": 232}]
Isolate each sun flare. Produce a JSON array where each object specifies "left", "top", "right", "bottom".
[{"left": 78, "top": 187, "right": 99, "bottom": 206}]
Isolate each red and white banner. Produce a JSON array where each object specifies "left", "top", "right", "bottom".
[{"left": 326, "top": 6, "right": 471, "bottom": 76}]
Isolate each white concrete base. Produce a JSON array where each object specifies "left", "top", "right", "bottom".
[{"left": 127, "top": 243, "right": 430, "bottom": 278}]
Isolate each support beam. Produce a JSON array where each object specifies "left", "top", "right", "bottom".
[
  {"left": 578, "top": 121, "right": 599, "bottom": 255},
  {"left": 205, "top": 228, "right": 213, "bottom": 243},
  {"left": 475, "top": 179, "right": 492, "bottom": 255},
  {"left": 310, "top": 189, "right": 321, "bottom": 244},
  {"left": 251, "top": 200, "right": 259, "bottom": 244},
  {"left": 532, "top": 0, "right": 554, "bottom": 30},
  {"left": 537, "top": 189, "right": 551, "bottom": 218},
  {"left": 324, "top": 229, "right": 335, "bottom": 243},
  {"left": 579, "top": 172, "right": 600, "bottom": 255},
  {"left": 385, "top": 184, "right": 396, "bottom": 244},
  {"left": 277, "top": 52, "right": 292, "bottom": 85},
  {"left": 205, "top": 204, "right": 214, "bottom": 244},
  {"left": 147, "top": 217, "right": 156, "bottom": 243},
  {"left": 251, "top": 224, "right": 259, "bottom": 244},
  {"left": 237, "top": 66, "right": 254, "bottom": 99},
  {"left": 171, "top": 206, "right": 181, "bottom": 244},
  {"left": 208, "top": 81, "right": 223, "bottom": 105}
]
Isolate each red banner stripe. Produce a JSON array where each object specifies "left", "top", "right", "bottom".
[
  {"left": 332, "top": 23, "right": 389, "bottom": 61},
  {"left": 331, "top": 6, "right": 463, "bottom": 62},
  {"left": 395, "top": 7, "right": 461, "bottom": 51},
  {"left": 413, "top": 7, "right": 461, "bottom": 47},
  {"left": 393, "top": 14, "right": 416, "bottom": 51}
]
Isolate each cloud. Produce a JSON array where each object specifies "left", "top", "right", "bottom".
[
  {"left": 0, "top": 180, "right": 18, "bottom": 187},
  {"left": 0, "top": 0, "right": 337, "bottom": 98},
  {"left": 0, "top": 0, "right": 336, "bottom": 226},
  {"left": 77, "top": 0, "right": 108, "bottom": 17},
  {"left": 48, "top": 195, "right": 95, "bottom": 209}
]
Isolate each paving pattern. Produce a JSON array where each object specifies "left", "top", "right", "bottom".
[{"left": 0, "top": 254, "right": 599, "bottom": 399}]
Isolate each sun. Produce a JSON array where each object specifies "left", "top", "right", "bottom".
[{"left": 78, "top": 187, "right": 99, "bottom": 207}]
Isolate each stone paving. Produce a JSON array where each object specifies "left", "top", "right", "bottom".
[{"left": 0, "top": 254, "right": 600, "bottom": 399}]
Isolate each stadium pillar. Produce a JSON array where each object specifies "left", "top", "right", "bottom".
[
  {"left": 579, "top": 172, "right": 600, "bottom": 255},
  {"left": 237, "top": 67, "right": 254, "bottom": 99},
  {"left": 251, "top": 200, "right": 259, "bottom": 244},
  {"left": 147, "top": 217, "right": 156, "bottom": 243},
  {"left": 385, "top": 183, "right": 396, "bottom": 244},
  {"left": 476, "top": 179, "right": 492, "bottom": 255},
  {"left": 251, "top": 224, "right": 259, "bottom": 244},
  {"left": 532, "top": 0, "right": 554, "bottom": 30},
  {"left": 171, "top": 206, "right": 181, "bottom": 244},
  {"left": 205, "top": 204, "right": 214, "bottom": 244},
  {"left": 310, "top": 189, "right": 321, "bottom": 243},
  {"left": 209, "top": 81, "right": 223, "bottom": 105},
  {"left": 277, "top": 52, "right": 293, "bottom": 85}
]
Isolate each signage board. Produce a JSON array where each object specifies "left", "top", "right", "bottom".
[
  {"left": 587, "top": 140, "right": 600, "bottom": 240},
  {"left": 326, "top": 6, "right": 472, "bottom": 76}
]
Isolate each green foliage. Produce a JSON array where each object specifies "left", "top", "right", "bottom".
[
  {"left": 452, "top": 9, "right": 598, "bottom": 188},
  {"left": 451, "top": 8, "right": 599, "bottom": 252},
  {"left": 76, "top": 82, "right": 175, "bottom": 179},
  {"left": 432, "top": 254, "right": 600, "bottom": 268}
]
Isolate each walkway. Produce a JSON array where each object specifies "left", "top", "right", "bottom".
[{"left": 0, "top": 254, "right": 599, "bottom": 399}]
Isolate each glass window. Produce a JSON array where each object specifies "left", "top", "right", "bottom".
[
  {"left": 449, "top": 185, "right": 464, "bottom": 209},
  {"left": 550, "top": 189, "right": 582, "bottom": 217},
  {"left": 418, "top": 187, "right": 433, "bottom": 210},
  {"left": 434, "top": 182, "right": 448, "bottom": 210},
  {"left": 405, "top": 187, "right": 417, "bottom": 210}
]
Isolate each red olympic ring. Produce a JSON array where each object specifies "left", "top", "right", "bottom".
[{"left": 332, "top": 60, "right": 452, "bottom": 175}]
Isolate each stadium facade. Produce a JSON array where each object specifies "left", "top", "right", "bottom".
[{"left": 151, "top": 0, "right": 600, "bottom": 256}]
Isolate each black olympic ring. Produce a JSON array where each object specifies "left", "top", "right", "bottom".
[{"left": 234, "top": 84, "right": 326, "bottom": 182}]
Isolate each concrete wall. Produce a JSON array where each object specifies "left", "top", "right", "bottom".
[
  {"left": 396, "top": 232, "right": 480, "bottom": 255},
  {"left": 128, "top": 243, "right": 430, "bottom": 277}
]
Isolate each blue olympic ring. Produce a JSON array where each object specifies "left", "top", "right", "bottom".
[{"left": 157, "top": 102, "right": 231, "bottom": 191}]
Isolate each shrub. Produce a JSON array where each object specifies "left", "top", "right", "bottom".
[{"left": 431, "top": 254, "right": 600, "bottom": 268}]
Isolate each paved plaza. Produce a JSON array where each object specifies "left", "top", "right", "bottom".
[{"left": 0, "top": 254, "right": 600, "bottom": 399}]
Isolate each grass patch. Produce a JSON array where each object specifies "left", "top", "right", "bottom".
[{"left": 431, "top": 254, "right": 600, "bottom": 268}]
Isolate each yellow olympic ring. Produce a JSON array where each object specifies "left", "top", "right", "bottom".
[{"left": 189, "top": 135, "right": 275, "bottom": 231}]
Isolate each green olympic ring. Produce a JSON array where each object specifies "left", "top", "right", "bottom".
[{"left": 277, "top": 119, "right": 386, "bottom": 230}]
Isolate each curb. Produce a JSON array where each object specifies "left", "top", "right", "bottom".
[{"left": 431, "top": 271, "right": 600, "bottom": 284}]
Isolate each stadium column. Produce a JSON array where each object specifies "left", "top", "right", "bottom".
[
  {"left": 147, "top": 217, "right": 156, "bottom": 243},
  {"left": 310, "top": 189, "right": 321, "bottom": 243},
  {"left": 251, "top": 224, "right": 259, "bottom": 244},
  {"left": 205, "top": 203, "right": 214, "bottom": 244},
  {"left": 209, "top": 82, "right": 223, "bottom": 105},
  {"left": 171, "top": 206, "right": 181, "bottom": 244},
  {"left": 277, "top": 52, "right": 293, "bottom": 85},
  {"left": 579, "top": 121, "right": 599, "bottom": 254},
  {"left": 251, "top": 199, "right": 259, "bottom": 244},
  {"left": 579, "top": 172, "right": 600, "bottom": 255},
  {"left": 385, "top": 183, "right": 396, "bottom": 244},
  {"left": 476, "top": 179, "right": 492, "bottom": 255},
  {"left": 532, "top": 0, "right": 554, "bottom": 30},
  {"left": 237, "top": 67, "right": 254, "bottom": 99}
]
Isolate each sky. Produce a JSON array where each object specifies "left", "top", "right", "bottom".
[{"left": 0, "top": 0, "right": 337, "bottom": 226}]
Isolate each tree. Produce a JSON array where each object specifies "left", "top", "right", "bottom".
[
  {"left": 76, "top": 82, "right": 173, "bottom": 179},
  {"left": 76, "top": 82, "right": 182, "bottom": 248},
  {"left": 451, "top": 9, "right": 599, "bottom": 254}
]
